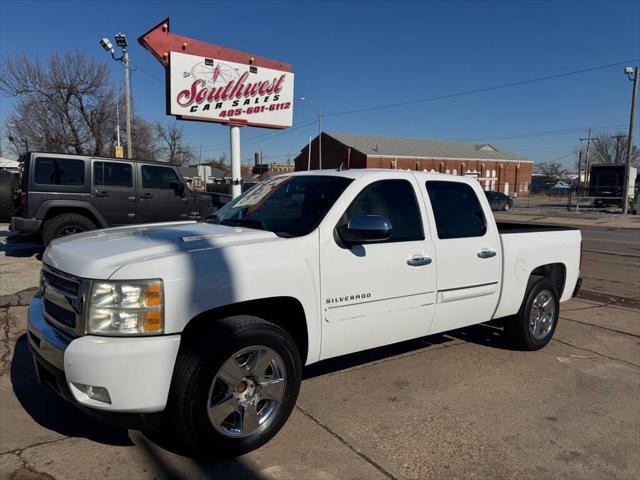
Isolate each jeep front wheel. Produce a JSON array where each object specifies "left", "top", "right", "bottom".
[
  {"left": 42, "top": 213, "right": 97, "bottom": 246},
  {"left": 168, "top": 315, "right": 302, "bottom": 458}
]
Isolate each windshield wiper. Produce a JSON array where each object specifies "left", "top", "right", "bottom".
[{"left": 220, "top": 218, "right": 266, "bottom": 231}]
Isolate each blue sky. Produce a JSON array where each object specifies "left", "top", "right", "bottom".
[{"left": 1, "top": 0, "right": 639, "bottom": 167}]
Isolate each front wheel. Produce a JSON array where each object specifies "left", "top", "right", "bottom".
[
  {"left": 168, "top": 316, "right": 302, "bottom": 458},
  {"left": 504, "top": 277, "right": 559, "bottom": 350}
]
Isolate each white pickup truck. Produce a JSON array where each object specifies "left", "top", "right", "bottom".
[{"left": 27, "top": 169, "right": 582, "bottom": 457}]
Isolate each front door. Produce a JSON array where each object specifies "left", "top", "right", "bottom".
[
  {"left": 421, "top": 179, "right": 501, "bottom": 334},
  {"left": 320, "top": 176, "right": 437, "bottom": 360},
  {"left": 137, "top": 164, "right": 188, "bottom": 223},
  {"left": 91, "top": 160, "right": 137, "bottom": 225}
]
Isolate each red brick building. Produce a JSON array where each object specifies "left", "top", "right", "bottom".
[{"left": 294, "top": 132, "right": 533, "bottom": 196}]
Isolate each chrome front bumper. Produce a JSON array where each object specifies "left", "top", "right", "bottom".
[{"left": 27, "top": 294, "right": 70, "bottom": 372}]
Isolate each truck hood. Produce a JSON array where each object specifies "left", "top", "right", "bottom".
[{"left": 43, "top": 221, "right": 279, "bottom": 279}]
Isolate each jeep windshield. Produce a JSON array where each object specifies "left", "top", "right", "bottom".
[{"left": 208, "top": 175, "right": 352, "bottom": 237}]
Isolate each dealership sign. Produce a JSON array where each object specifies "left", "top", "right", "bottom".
[
  {"left": 138, "top": 17, "right": 294, "bottom": 129},
  {"left": 169, "top": 52, "right": 294, "bottom": 128}
]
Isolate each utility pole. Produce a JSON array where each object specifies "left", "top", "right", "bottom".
[
  {"left": 579, "top": 128, "right": 592, "bottom": 187},
  {"left": 578, "top": 150, "right": 583, "bottom": 191},
  {"left": 623, "top": 66, "right": 638, "bottom": 215}
]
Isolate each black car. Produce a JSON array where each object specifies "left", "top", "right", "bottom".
[
  {"left": 485, "top": 191, "right": 513, "bottom": 211},
  {"left": 10, "top": 152, "right": 217, "bottom": 245}
]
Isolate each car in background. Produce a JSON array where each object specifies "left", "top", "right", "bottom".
[
  {"left": 10, "top": 152, "right": 216, "bottom": 245},
  {"left": 485, "top": 191, "right": 513, "bottom": 211}
]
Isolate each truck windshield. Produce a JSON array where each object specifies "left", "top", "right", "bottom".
[{"left": 209, "top": 175, "right": 352, "bottom": 237}]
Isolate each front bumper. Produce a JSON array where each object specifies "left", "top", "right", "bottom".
[
  {"left": 27, "top": 294, "right": 181, "bottom": 415},
  {"left": 10, "top": 216, "right": 42, "bottom": 233}
]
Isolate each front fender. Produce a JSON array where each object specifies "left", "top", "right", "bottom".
[{"left": 110, "top": 232, "right": 322, "bottom": 363}]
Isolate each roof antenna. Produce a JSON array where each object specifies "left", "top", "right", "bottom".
[{"left": 337, "top": 162, "right": 344, "bottom": 171}]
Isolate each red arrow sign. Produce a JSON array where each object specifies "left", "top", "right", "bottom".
[{"left": 138, "top": 18, "right": 292, "bottom": 72}]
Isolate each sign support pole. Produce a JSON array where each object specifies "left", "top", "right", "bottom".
[{"left": 230, "top": 125, "right": 242, "bottom": 199}]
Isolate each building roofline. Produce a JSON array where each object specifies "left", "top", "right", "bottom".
[{"left": 365, "top": 153, "right": 533, "bottom": 163}]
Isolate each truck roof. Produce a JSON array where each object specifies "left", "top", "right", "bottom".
[{"left": 287, "top": 168, "right": 480, "bottom": 184}]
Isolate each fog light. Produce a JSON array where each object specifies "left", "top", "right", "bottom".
[{"left": 72, "top": 383, "right": 112, "bottom": 404}]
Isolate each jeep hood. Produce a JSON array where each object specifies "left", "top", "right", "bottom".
[{"left": 43, "top": 221, "right": 279, "bottom": 279}]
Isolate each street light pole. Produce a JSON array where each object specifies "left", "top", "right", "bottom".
[
  {"left": 123, "top": 50, "right": 133, "bottom": 159},
  {"left": 100, "top": 34, "right": 133, "bottom": 158},
  {"left": 623, "top": 66, "right": 638, "bottom": 215},
  {"left": 299, "top": 97, "right": 322, "bottom": 169}
]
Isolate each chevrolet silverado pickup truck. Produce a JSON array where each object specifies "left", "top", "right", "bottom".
[{"left": 27, "top": 169, "right": 582, "bottom": 457}]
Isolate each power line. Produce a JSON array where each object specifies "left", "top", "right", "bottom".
[
  {"left": 323, "top": 58, "right": 640, "bottom": 117},
  {"left": 129, "top": 61, "right": 164, "bottom": 84},
  {"left": 154, "top": 57, "right": 640, "bottom": 153},
  {"left": 459, "top": 124, "right": 628, "bottom": 142}
]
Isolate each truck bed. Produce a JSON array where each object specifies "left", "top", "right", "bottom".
[{"left": 492, "top": 222, "right": 582, "bottom": 319}]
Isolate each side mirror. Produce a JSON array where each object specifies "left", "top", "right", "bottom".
[
  {"left": 170, "top": 181, "right": 186, "bottom": 197},
  {"left": 339, "top": 215, "right": 392, "bottom": 245}
]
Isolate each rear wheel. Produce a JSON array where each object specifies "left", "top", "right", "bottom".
[
  {"left": 503, "top": 200, "right": 511, "bottom": 211},
  {"left": 42, "top": 213, "right": 96, "bottom": 246},
  {"left": 504, "top": 277, "right": 559, "bottom": 350},
  {"left": 168, "top": 315, "right": 302, "bottom": 458}
]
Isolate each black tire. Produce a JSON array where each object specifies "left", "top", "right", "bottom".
[
  {"left": 504, "top": 277, "right": 559, "bottom": 351},
  {"left": 0, "top": 170, "right": 17, "bottom": 221},
  {"left": 41, "top": 213, "right": 96, "bottom": 246},
  {"left": 503, "top": 200, "right": 511, "bottom": 211},
  {"left": 168, "top": 315, "right": 302, "bottom": 458}
]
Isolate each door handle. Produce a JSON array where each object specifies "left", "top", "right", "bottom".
[
  {"left": 94, "top": 191, "right": 109, "bottom": 197},
  {"left": 140, "top": 193, "right": 153, "bottom": 199},
  {"left": 127, "top": 196, "right": 136, "bottom": 202},
  {"left": 477, "top": 249, "right": 497, "bottom": 259},
  {"left": 407, "top": 256, "right": 432, "bottom": 267}
]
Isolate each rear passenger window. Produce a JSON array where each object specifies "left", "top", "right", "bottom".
[
  {"left": 141, "top": 165, "right": 180, "bottom": 189},
  {"left": 34, "top": 158, "right": 84, "bottom": 186},
  {"left": 426, "top": 181, "right": 486, "bottom": 239},
  {"left": 93, "top": 162, "right": 132, "bottom": 187},
  {"left": 343, "top": 179, "right": 424, "bottom": 243}
]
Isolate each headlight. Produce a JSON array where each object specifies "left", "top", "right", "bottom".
[{"left": 88, "top": 280, "right": 164, "bottom": 335}]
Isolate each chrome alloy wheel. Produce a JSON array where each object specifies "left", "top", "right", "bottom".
[
  {"left": 529, "top": 290, "right": 556, "bottom": 340},
  {"left": 207, "top": 346, "right": 286, "bottom": 438}
]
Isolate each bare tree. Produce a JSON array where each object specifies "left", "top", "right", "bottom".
[
  {"left": 0, "top": 51, "right": 120, "bottom": 156},
  {"left": 130, "top": 116, "right": 160, "bottom": 160},
  {"left": 534, "top": 161, "right": 569, "bottom": 181},
  {"left": 154, "top": 122, "right": 194, "bottom": 165},
  {"left": 578, "top": 131, "right": 639, "bottom": 166}
]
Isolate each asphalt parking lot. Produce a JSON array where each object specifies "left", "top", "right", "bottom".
[{"left": 1, "top": 221, "right": 639, "bottom": 480}]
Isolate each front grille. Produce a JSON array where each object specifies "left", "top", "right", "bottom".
[
  {"left": 42, "top": 270, "right": 80, "bottom": 297},
  {"left": 44, "top": 299, "right": 76, "bottom": 328},
  {"left": 41, "top": 265, "right": 86, "bottom": 335}
]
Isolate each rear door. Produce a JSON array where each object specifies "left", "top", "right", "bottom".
[
  {"left": 421, "top": 179, "right": 501, "bottom": 334},
  {"left": 91, "top": 160, "right": 136, "bottom": 225},
  {"left": 137, "top": 164, "right": 188, "bottom": 223}
]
